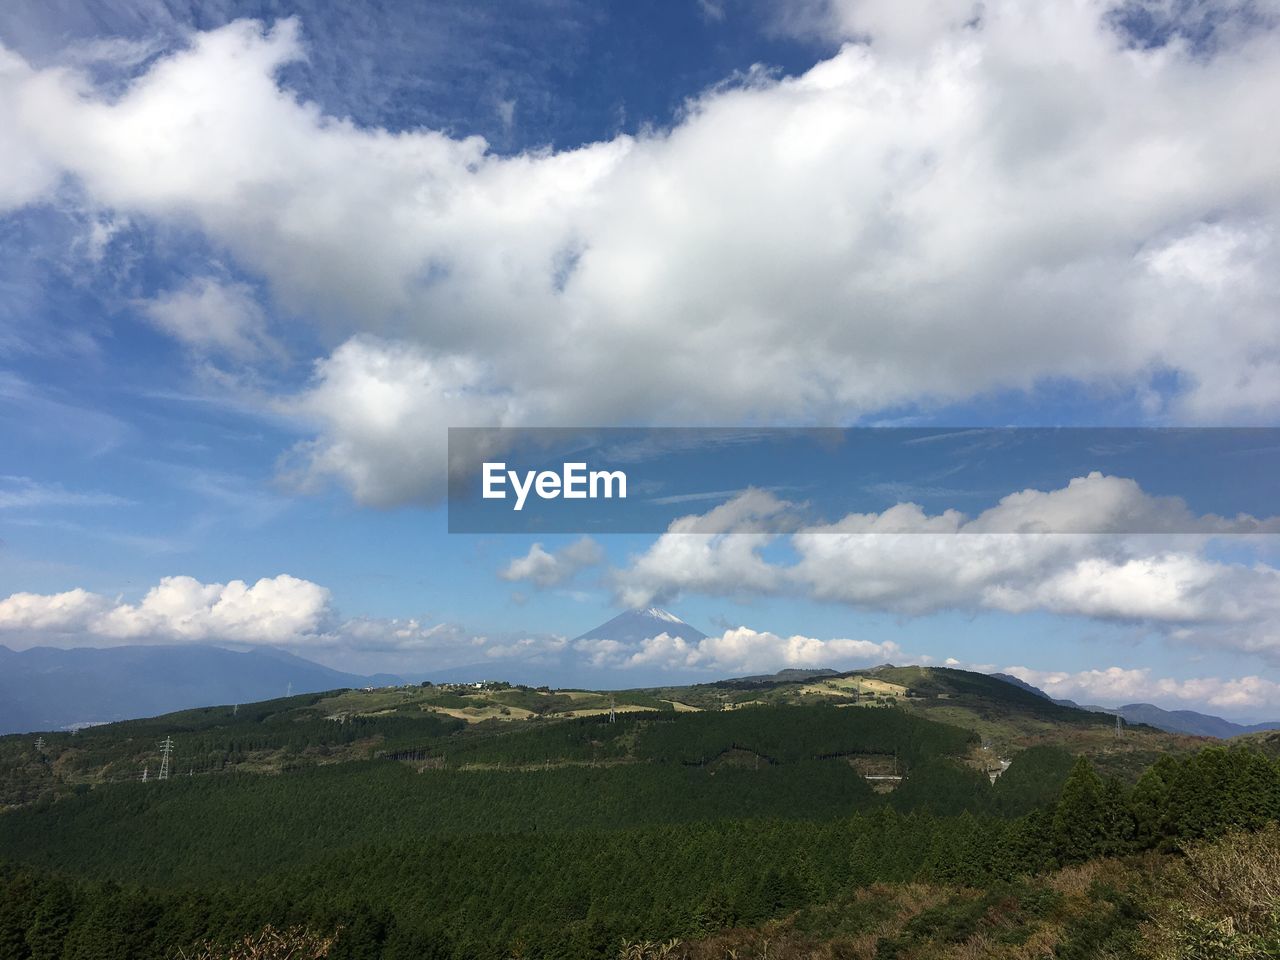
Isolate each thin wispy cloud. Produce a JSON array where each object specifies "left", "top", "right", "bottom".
[{"left": 0, "top": 476, "right": 131, "bottom": 509}]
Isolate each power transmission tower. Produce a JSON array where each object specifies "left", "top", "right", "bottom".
[
  {"left": 1115, "top": 714, "right": 1124, "bottom": 739},
  {"left": 34, "top": 736, "right": 44, "bottom": 753},
  {"left": 608, "top": 695, "right": 616, "bottom": 723},
  {"left": 158, "top": 736, "right": 174, "bottom": 781}
]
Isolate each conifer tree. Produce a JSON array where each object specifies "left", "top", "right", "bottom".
[{"left": 1051, "top": 757, "right": 1106, "bottom": 863}]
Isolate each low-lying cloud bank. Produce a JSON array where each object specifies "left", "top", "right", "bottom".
[
  {"left": 574, "top": 626, "right": 902, "bottom": 675},
  {"left": 0, "top": 575, "right": 469, "bottom": 656},
  {"left": 0, "top": 576, "right": 330, "bottom": 645}
]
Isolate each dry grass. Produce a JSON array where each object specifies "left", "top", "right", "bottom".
[
  {"left": 174, "top": 925, "right": 336, "bottom": 960},
  {"left": 829, "top": 677, "right": 909, "bottom": 697},
  {"left": 1179, "top": 823, "right": 1280, "bottom": 932},
  {"left": 554, "top": 705, "right": 661, "bottom": 719},
  {"left": 653, "top": 856, "right": 1193, "bottom": 960},
  {"left": 423, "top": 704, "right": 537, "bottom": 722},
  {"left": 1137, "top": 824, "right": 1280, "bottom": 959},
  {"left": 1043, "top": 857, "right": 1112, "bottom": 897}
]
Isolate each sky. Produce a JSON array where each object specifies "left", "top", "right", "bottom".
[{"left": 1, "top": 0, "right": 1279, "bottom": 718}]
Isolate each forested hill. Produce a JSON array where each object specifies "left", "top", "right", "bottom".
[
  {"left": 1, "top": 670, "right": 1273, "bottom": 959},
  {"left": 0, "top": 665, "right": 1196, "bottom": 808},
  {"left": 0, "top": 707, "right": 1277, "bottom": 958}
]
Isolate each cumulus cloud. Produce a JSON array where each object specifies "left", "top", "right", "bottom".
[
  {"left": 0, "top": 587, "right": 111, "bottom": 632},
  {"left": 962, "top": 473, "right": 1280, "bottom": 535},
  {"left": 0, "top": 9, "right": 1277, "bottom": 502},
  {"left": 501, "top": 537, "right": 603, "bottom": 588},
  {"left": 616, "top": 474, "right": 1280, "bottom": 658},
  {"left": 982, "top": 553, "right": 1280, "bottom": 622},
  {"left": 617, "top": 488, "right": 795, "bottom": 607},
  {"left": 0, "top": 575, "right": 332, "bottom": 646},
  {"left": 0, "top": 576, "right": 531, "bottom": 669},
  {"left": 575, "top": 625, "right": 902, "bottom": 674},
  {"left": 0, "top": 46, "right": 59, "bottom": 208},
  {"left": 277, "top": 336, "right": 522, "bottom": 507}
]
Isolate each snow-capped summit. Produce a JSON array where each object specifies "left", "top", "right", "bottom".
[
  {"left": 641, "top": 606, "right": 686, "bottom": 625},
  {"left": 573, "top": 607, "right": 708, "bottom": 644}
]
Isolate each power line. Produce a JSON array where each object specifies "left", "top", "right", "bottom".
[{"left": 158, "top": 736, "right": 174, "bottom": 781}]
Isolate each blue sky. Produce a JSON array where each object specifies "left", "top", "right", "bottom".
[{"left": 1, "top": 0, "right": 1280, "bottom": 718}]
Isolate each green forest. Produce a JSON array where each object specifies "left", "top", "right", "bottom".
[{"left": 1, "top": 687, "right": 1278, "bottom": 959}]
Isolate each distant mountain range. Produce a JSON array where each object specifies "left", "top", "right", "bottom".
[
  {"left": 0, "top": 644, "right": 399, "bottom": 735},
  {"left": 990, "top": 672, "right": 1280, "bottom": 739}
]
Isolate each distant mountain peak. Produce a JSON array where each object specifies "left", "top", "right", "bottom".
[{"left": 574, "top": 607, "right": 708, "bottom": 644}]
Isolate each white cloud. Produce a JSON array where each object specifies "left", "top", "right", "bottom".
[
  {"left": 616, "top": 474, "right": 1280, "bottom": 658},
  {"left": 773, "top": 0, "right": 986, "bottom": 51},
  {"left": 0, "top": 10, "right": 1276, "bottom": 502},
  {"left": 982, "top": 553, "right": 1280, "bottom": 622},
  {"left": 616, "top": 488, "right": 794, "bottom": 607},
  {"left": 699, "top": 0, "right": 728, "bottom": 24},
  {"left": 482, "top": 633, "right": 569, "bottom": 661},
  {"left": 57, "top": 35, "right": 168, "bottom": 70},
  {"left": 0, "top": 576, "right": 529, "bottom": 669},
  {"left": 501, "top": 537, "right": 603, "bottom": 588},
  {"left": 337, "top": 616, "right": 489, "bottom": 655},
  {"left": 141, "top": 277, "right": 275, "bottom": 358},
  {"left": 0, "top": 46, "right": 58, "bottom": 208},
  {"left": 0, "top": 587, "right": 111, "bottom": 632},
  {"left": 494, "top": 97, "right": 516, "bottom": 133},
  {"left": 774, "top": 0, "right": 1280, "bottom": 56},
  {"left": 0, "top": 574, "right": 332, "bottom": 647},
  {"left": 964, "top": 472, "right": 1280, "bottom": 535},
  {"left": 575, "top": 625, "right": 902, "bottom": 673},
  {"left": 1004, "top": 664, "right": 1280, "bottom": 713},
  {"left": 277, "top": 336, "right": 522, "bottom": 507}
]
